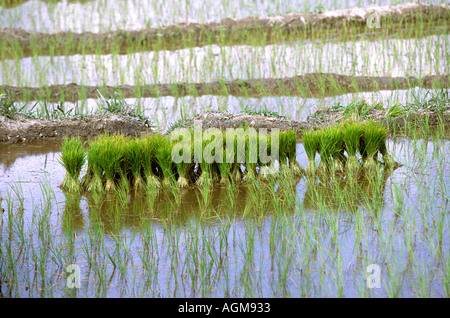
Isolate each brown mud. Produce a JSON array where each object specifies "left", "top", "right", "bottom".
[
  {"left": 184, "top": 110, "right": 450, "bottom": 135},
  {"left": 1, "top": 107, "right": 448, "bottom": 145},
  {"left": 2, "top": 73, "right": 449, "bottom": 102},
  {"left": 0, "top": 113, "right": 151, "bottom": 144},
  {"left": 1, "top": 3, "right": 448, "bottom": 58}
]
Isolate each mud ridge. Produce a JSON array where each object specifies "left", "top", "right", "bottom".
[
  {"left": 0, "top": 3, "right": 448, "bottom": 58},
  {"left": 184, "top": 110, "right": 450, "bottom": 135},
  {"left": 1, "top": 73, "right": 449, "bottom": 102},
  {"left": 0, "top": 113, "right": 151, "bottom": 144},
  {"left": 1, "top": 108, "right": 449, "bottom": 145}
]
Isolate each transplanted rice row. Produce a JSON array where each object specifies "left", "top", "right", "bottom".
[{"left": 60, "top": 120, "right": 397, "bottom": 194}]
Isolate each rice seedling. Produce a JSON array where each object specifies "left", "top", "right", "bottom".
[
  {"left": 244, "top": 131, "right": 258, "bottom": 182},
  {"left": 58, "top": 136, "right": 86, "bottom": 193},
  {"left": 302, "top": 129, "right": 321, "bottom": 177},
  {"left": 141, "top": 134, "right": 161, "bottom": 189},
  {"left": 97, "top": 134, "right": 127, "bottom": 192},
  {"left": 196, "top": 131, "right": 220, "bottom": 187},
  {"left": 278, "top": 130, "right": 299, "bottom": 177},
  {"left": 154, "top": 133, "right": 176, "bottom": 187},
  {"left": 257, "top": 132, "right": 276, "bottom": 181},
  {"left": 360, "top": 120, "right": 388, "bottom": 172},
  {"left": 82, "top": 134, "right": 108, "bottom": 193},
  {"left": 172, "top": 129, "right": 194, "bottom": 188},
  {"left": 217, "top": 133, "right": 233, "bottom": 184},
  {"left": 342, "top": 121, "right": 364, "bottom": 175},
  {"left": 124, "top": 137, "right": 145, "bottom": 191},
  {"left": 318, "top": 125, "right": 345, "bottom": 177}
]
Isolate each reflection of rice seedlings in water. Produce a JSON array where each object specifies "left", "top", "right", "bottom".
[
  {"left": 155, "top": 134, "right": 176, "bottom": 187},
  {"left": 59, "top": 136, "right": 86, "bottom": 193},
  {"left": 303, "top": 129, "right": 320, "bottom": 177},
  {"left": 142, "top": 134, "right": 161, "bottom": 189},
  {"left": 343, "top": 121, "right": 363, "bottom": 175}
]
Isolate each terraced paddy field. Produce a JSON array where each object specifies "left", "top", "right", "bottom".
[{"left": 0, "top": 0, "right": 449, "bottom": 299}]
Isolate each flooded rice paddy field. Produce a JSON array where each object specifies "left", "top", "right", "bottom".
[
  {"left": 2, "top": 33, "right": 448, "bottom": 87},
  {"left": 1, "top": 0, "right": 449, "bottom": 298},
  {"left": 0, "top": 135, "right": 449, "bottom": 297},
  {"left": 1, "top": 0, "right": 446, "bottom": 32}
]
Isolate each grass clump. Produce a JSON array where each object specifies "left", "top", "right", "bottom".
[
  {"left": 58, "top": 136, "right": 86, "bottom": 193},
  {"left": 331, "top": 99, "right": 383, "bottom": 119}
]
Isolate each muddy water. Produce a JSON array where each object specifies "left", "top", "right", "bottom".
[
  {"left": 1, "top": 33, "right": 448, "bottom": 87},
  {"left": 0, "top": 0, "right": 445, "bottom": 33},
  {"left": 0, "top": 135, "right": 448, "bottom": 297}
]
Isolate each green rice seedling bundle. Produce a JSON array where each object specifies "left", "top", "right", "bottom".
[
  {"left": 141, "top": 134, "right": 161, "bottom": 189},
  {"left": 360, "top": 120, "right": 388, "bottom": 171},
  {"left": 284, "top": 130, "right": 302, "bottom": 175},
  {"left": 244, "top": 132, "right": 258, "bottom": 180},
  {"left": 319, "top": 126, "right": 344, "bottom": 175},
  {"left": 59, "top": 136, "right": 86, "bottom": 193},
  {"left": 302, "top": 129, "right": 321, "bottom": 177},
  {"left": 83, "top": 134, "right": 109, "bottom": 193},
  {"left": 97, "top": 134, "right": 127, "bottom": 192},
  {"left": 125, "top": 137, "right": 145, "bottom": 191},
  {"left": 231, "top": 135, "right": 243, "bottom": 183},
  {"left": 218, "top": 132, "right": 233, "bottom": 184},
  {"left": 196, "top": 134, "right": 216, "bottom": 187},
  {"left": 174, "top": 130, "right": 194, "bottom": 188},
  {"left": 343, "top": 121, "right": 364, "bottom": 174},
  {"left": 154, "top": 133, "right": 176, "bottom": 187},
  {"left": 278, "top": 131, "right": 290, "bottom": 167},
  {"left": 257, "top": 133, "right": 274, "bottom": 180},
  {"left": 278, "top": 130, "right": 298, "bottom": 177},
  {"left": 329, "top": 125, "right": 345, "bottom": 174}
]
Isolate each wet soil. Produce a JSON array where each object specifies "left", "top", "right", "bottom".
[
  {"left": 0, "top": 112, "right": 151, "bottom": 144},
  {"left": 2, "top": 73, "right": 449, "bottom": 102},
  {"left": 1, "top": 107, "right": 449, "bottom": 145},
  {"left": 183, "top": 109, "right": 450, "bottom": 136},
  {"left": 1, "top": 3, "right": 448, "bottom": 58}
]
